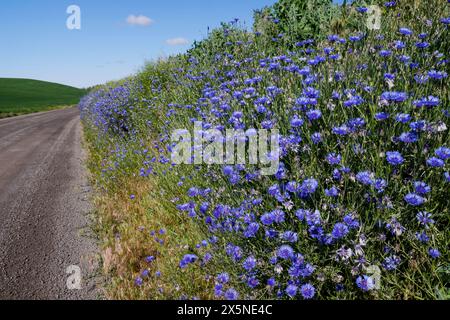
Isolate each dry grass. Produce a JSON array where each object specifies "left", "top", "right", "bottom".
[{"left": 91, "top": 176, "right": 216, "bottom": 300}]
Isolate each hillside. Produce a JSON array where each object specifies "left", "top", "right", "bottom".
[{"left": 0, "top": 78, "right": 87, "bottom": 117}]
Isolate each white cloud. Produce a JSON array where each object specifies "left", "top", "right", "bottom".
[
  {"left": 126, "top": 15, "right": 154, "bottom": 26},
  {"left": 166, "top": 37, "right": 189, "bottom": 46}
]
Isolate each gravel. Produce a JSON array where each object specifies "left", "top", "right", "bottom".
[{"left": 0, "top": 108, "right": 100, "bottom": 300}]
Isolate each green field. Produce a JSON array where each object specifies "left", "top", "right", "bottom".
[{"left": 0, "top": 78, "right": 87, "bottom": 118}]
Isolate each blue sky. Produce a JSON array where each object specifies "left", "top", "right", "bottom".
[{"left": 0, "top": 1, "right": 280, "bottom": 88}]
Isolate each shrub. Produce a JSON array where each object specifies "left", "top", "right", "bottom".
[{"left": 80, "top": 0, "right": 450, "bottom": 300}]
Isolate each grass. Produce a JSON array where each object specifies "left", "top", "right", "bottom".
[
  {"left": 84, "top": 127, "right": 215, "bottom": 299},
  {"left": 0, "top": 78, "right": 87, "bottom": 118},
  {"left": 80, "top": 0, "right": 450, "bottom": 300}
]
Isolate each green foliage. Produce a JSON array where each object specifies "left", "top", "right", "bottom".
[
  {"left": 274, "top": 0, "right": 337, "bottom": 40},
  {"left": 188, "top": 21, "right": 253, "bottom": 63},
  {"left": 253, "top": 0, "right": 342, "bottom": 48}
]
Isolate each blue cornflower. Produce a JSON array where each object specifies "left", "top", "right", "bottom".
[
  {"left": 328, "top": 34, "right": 339, "bottom": 42},
  {"left": 348, "top": 117, "right": 366, "bottom": 130},
  {"left": 305, "top": 210, "right": 322, "bottom": 226},
  {"left": 304, "top": 87, "right": 320, "bottom": 99},
  {"left": 356, "top": 171, "right": 373, "bottom": 185},
  {"left": 382, "top": 255, "right": 401, "bottom": 271},
  {"left": 428, "top": 70, "right": 447, "bottom": 80},
  {"left": 272, "top": 209, "right": 285, "bottom": 223},
  {"left": 306, "top": 109, "right": 322, "bottom": 121},
  {"left": 343, "top": 214, "right": 360, "bottom": 229},
  {"left": 268, "top": 184, "right": 281, "bottom": 197},
  {"left": 247, "top": 277, "right": 259, "bottom": 288},
  {"left": 332, "top": 124, "right": 350, "bottom": 135},
  {"left": 356, "top": 7, "right": 368, "bottom": 13},
  {"left": 381, "top": 91, "right": 408, "bottom": 103},
  {"left": 332, "top": 169, "right": 342, "bottom": 181},
  {"left": 379, "top": 50, "right": 392, "bottom": 57},
  {"left": 187, "top": 187, "right": 199, "bottom": 197},
  {"left": 384, "top": 1, "right": 396, "bottom": 8},
  {"left": 296, "top": 96, "right": 316, "bottom": 107},
  {"left": 295, "top": 209, "right": 309, "bottom": 222},
  {"left": 414, "top": 74, "right": 429, "bottom": 84},
  {"left": 356, "top": 275, "right": 375, "bottom": 291},
  {"left": 395, "top": 113, "right": 411, "bottom": 123},
  {"left": 399, "top": 27, "right": 413, "bottom": 35},
  {"left": 435, "top": 147, "right": 450, "bottom": 160},
  {"left": 266, "top": 229, "right": 278, "bottom": 239},
  {"left": 416, "top": 211, "right": 434, "bottom": 227},
  {"left": 399, "top": 132, "right": 418, "bottom": 143},
  {"left": 427, "top": 157, "right": 444, "bottom": 168},
  {"left": 277, "top": 245, "right": 294, "bottom": 260},
  {"left": 311, "top": 132, "right": 322, "bottom": 144},
  {"left": 415, "top": 41, "right": 429, "bottom": 49},
  {"left": 180, "top": 254, "right": 198, "bottom": 268},
  {"left": 203, "top": 252, "right": 212, "bottom": 264},
  {"left": 374, "top": 178, "right": 387, "bottom": 193},
  {"left": 200, "top": 202, "right": 209, "bottom": 214},
  {"left": 375, "top": 112, "right": 389, "bottom": 121},
  {"left": 226, "top": 244, "right": 243, "bottom": 262},
  {"left": 386, "top": 217, "right": 406, "bottom": 236},
  {"left": 224, "top": 288, "right": 239, "bottom": 300},
  {"left": 214, "top": 284, "right": 223, "bottom": 297},
  {"left": 281, "top": 231, "right": 298, "bottom": 243},
  {"left": 286, "top": 284, "right": 298, "bottom": 298},
  {"left": 300, "top": 284, "right": 316, "bottom": 299},
  {"left": 291, "top": 116, "right": 304, "bottom": 128},
  {"left": 445, "top": 172, "right": 450, "bottom": 182},
  {"left": 261, "top": 212, "right": 275, "bottom": 225},
  {"left": 414, "top": 181, "right": 431, "bottom": 195},
  {"left": 300, "top": 178, "right": 319, "bottom": 196},
  {"left": 268, "top": 62, "right": 280, "bottom": 71},
  {"left": 404, "top": 193, "right": 426, "bottom": 206},
  {"left": 331, "top": 90, "right": 341, "bottom": 99},
  {"left": 223, "top": 165, "right": 234, "bottom": 176},
  {"left": 244, "top": 222, "right": 260, "bottom": 238},
  {"left": 261, "top": 120, "right": 274, "bottom": 129},
  {"left": 326, "top": 153, "right": 342, "bottom": 165},
  {"left": 216, "top": 272, "right": 230, "bottom": 284},
  {"left": 386, "top": 151, "right": 404, "bottom": 166},
  {"left": 331, "top": 223, "right": 349, "bottom": 239},
  {"left": 413, "top": 96, "right": 440, "bottom": 108},
  {"left": 325, "top": 186, "right": 339, "bottom": 197},
  {"left": 243, "top": 256, "right": 257, "bottom": 271},
  {"left": 135, "top": 277, "right": 143, "bottom": 286},
  {"left": 394, "top": 40, "right": 406, "bottom": 50},
  {"left": 398, "top": 54, "right": 410, "bottom": 63},
  {"left": 344, "top": 95, "right": 364, "bottom": 107},
  {"left": 286, "top": 181, "right": 299, "bottom": 193},
  {"left": 410, "top": 120, "right": 426, "bottom": 132},
  {"left": 416, "top": 231, "right": 430, "bottom": 243},
  {"left": 298, "top": 263, "right": 315, "bottom": 278},
  {"left": 429, "top": 248, "right": 440, "bottom": 259}
]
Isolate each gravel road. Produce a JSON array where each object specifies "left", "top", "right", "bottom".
[{"left": 0, "top": 108, "right": 98, "bottom": 300}]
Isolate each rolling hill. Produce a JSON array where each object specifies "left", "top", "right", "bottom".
[{"left": 0, "top": 78, "right": 87, "bottom": 117}]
